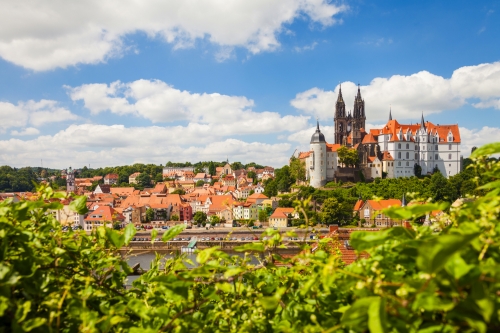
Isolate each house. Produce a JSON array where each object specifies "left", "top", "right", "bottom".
[
  {"left": 51, "top": 199, "right": 85, "bottom": 228},
  {"left": 233, "top": 202, "right": 258, "bottom": 221},
  {"left": 353, "top": 198, "right": 402, "bottom": 227},
  {"left": 83, "top": 205, "right": 125, "bottom": 231},
  {"left": 221, "top": 175, "right": 236, "bottom": 187},
  {"left": 129, "top": 172, "right": 141, "bottom": 184},
  {"left": 194, "top": 173, "right": 211, "bottom": 183},
  {"left": 104, "top": 173, "right": 119, "bottom": 185},
  {"left": 269, "top": 207, "right": 298, "bottom": 228}
]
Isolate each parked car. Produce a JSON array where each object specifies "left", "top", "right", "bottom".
[{"left": 161, "top": 226, "right": 169, "bottom": 230}]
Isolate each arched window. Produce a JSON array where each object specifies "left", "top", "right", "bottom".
[
  {"left": 406, "top": 152, "right": 409, "bottom": 159},
  {"left": 406, "top": 143, "right": 409, "bottom": 149},
  {"left": 449, "top": 144, "right": 452, "bottom": 150},
  {"left": 435, "top": 154, "right": 438, "bottom": 159},
  {"left": 449, "top": 154, "right": 452, "bottom": 159},
  {"left": 398, "top": 152, "right": 401, "bottom": 159},
  {"left": 398, "top": 143, "right": 401, "bottom": 149}
]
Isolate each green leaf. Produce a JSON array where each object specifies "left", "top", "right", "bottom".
[
  {"left": 341, "top": 297, "right": 379, "bottom": 330},
  {"left": 69, "top": 195, "right": 88, "bottom": 215},
  {"left": 234, "top": 242, "right": 265, "bottom": 252},
  {"left": 151, "top": 229, "right": 158, "bottom": 244},
  {"left": 259, "top": 296, "right": 279, "bottom": 311},
  {"left": 444, "top": 253, "right": 472, "bottom": 280},
  {"left": 22, "top": 317, "right": 46, "bottom": 332},
  {"left": 368, "top": 297, "right": 387, "bottom": 333},
  {"left": 224, "top": 267, "right": 244, "bottom": 278},
  {"left": 417, "top": 232, "right": 480, "bottom": 273},
  {"left": 384, "top": 202, "right": 449, "bottom": 220},
  {"left": 471, "top": 142, "right": 500, "bottom": 158},
  {"left": 123, "top": 223, "right": 136, "bottom": 245},
  {"left": 196, "top": 247, "right": 220, "bottom": 264},
  {"left": 161, "top": 224, "right": 186, "bottom": 242},
  {"left": 106, "top": 228, "right": 124, "bottom": 248},
  {"left": 350, "top": 227, "right": 415, "bottom": 252}
]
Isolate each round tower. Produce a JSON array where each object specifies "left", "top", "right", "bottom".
[{"left": 310, "top": 121, "right": 327, "bottom": 188}]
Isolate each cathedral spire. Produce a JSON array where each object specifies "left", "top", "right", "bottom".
[
  {"left": 389, "top": 107, "right": 392, "bottom": 121},
  {"left": 420, "top": 112, "right": 426, "bottom": 130},
  {"left": 356, "top": 83, "right": 362, "bottom": 99},
  {"left": 337, "top": 84, "right": 343, "bottom": 102}
]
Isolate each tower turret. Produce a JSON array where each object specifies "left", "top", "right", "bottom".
[
  {"left": 310, "top": 121, "right": 327, "bottom": 188},
  {"left": 334, "top": 84, "right": 348, "bottom": 145}
]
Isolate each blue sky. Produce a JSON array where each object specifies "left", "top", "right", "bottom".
[{"left": 0, "top": 0, "right": 499, "bottom": 168}]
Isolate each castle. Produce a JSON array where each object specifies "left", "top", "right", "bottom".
[{"left": 298, "top": 85, "right": 462, "bottom": 187}]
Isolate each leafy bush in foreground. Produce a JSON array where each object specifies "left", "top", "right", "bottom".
[{"left": 1, "top": 143, "right": 500, "bottom": 332}]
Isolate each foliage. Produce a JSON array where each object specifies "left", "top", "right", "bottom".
[
  {"left": 170, "top": 214, "right": 179, "bottom": 221},
  {"left": 289, "top": 156, "right": 306, "bottom": 182},
  {"left": 263, "top": 165, "right": 295, "bottom": 197},
  {"left": 258, "top": 210, "right": 267, "bottom": 222},
  {"left": 337, "top": 146, "right": 359, "bottom": 167},
  {"left": 414, "top": 163, "right": 422, "bottom": 177},
  {"left": 231, "top": 162, "right": 244, "bottom": 171},
  {"left": 195, "top": 180, "right": 205, "bottom": 187},
  {"left": 1, "top": 143, "right": 500, "bottom": 332},
  {"left": 135, "top": 173, "right": 152, "bottom": 187},
  {"left": 193, "top": 211, "right": 207, "bottom": 225},
  {"left": 210, "top": 215, "right": 220, "bottom": 226},
  {"left": 171, "top": 189, "right": 186, "bottom": 195},
  {"left": 145, "top": 207, "right": 155, "bottom": 222},
  {"left": 0, "top": 166, "right": 38, "bottom": 192}
]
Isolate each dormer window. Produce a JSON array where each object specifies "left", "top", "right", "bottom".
[{"left": 448, "top": 136, "right": 452, "bottom": 142}]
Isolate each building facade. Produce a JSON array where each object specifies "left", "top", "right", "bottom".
[{"left": 297, "top": 85, "right": 462, "bottom": 187}]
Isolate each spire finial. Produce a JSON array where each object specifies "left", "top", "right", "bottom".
[
  {"left": 389, "top": 105, "right": 392, "bottom": 121},
  {"left": 420, "top": 112, "right": 425, "bottom": 130},
  {"left": 316, "top": 117, "right": 320, "bottom": 131}
]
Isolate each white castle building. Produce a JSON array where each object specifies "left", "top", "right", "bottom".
[{"left": 297, "top": 86, "right": 462, "bottom": 187}]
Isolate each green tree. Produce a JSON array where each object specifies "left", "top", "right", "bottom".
[
  {"left": 172, "top": 189, "right": 186, "bottom": 195},
  {"left": 145, "top": 208, "right": 155, "bottom": 222},
  {"left": 208, "top": 161, "right": 216, "bottom": 176},
  {"left": 320, "top": 197, "right": 342, "bottom": 224},
  {"left": 231, "top": 162, "right": 244, "bottom": 171},
  {"left": 170, "top": 214, "right": 179, "bottom": 221},
  {"left": 337, "top": 146, "right": 359, "bottom": 167},
  {"left": 289, "top": 156, "right": 306, "bottom": 182},
  {"left": 195, "top": 180, "right": 205, "bottom": 187},
  {"left": 136, "top": 173, "right": 152, "bottom": 187},
  {"left": 258, "top": 210, "right": 267, "bottom": 222},
  {"left": 210, "top": 215, "right": 220, "bottom": 226},
  {"left": 193, "top": 211, "right": 207, "bottom": 226}
]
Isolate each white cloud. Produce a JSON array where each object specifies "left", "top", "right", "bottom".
[
  {"left": 11, "top": 127, "right": 40, "bottom": 136},
  {"left": 460, "top": 126, "right": 500, "bottom": 157},
  {"left": 0, "top": 123, "right": 293, "bottom": 168},
  {"left": 0, "top": 99, "right": 79, "bottom": 130},
  {"left": 294, "top": 41, "right": 318, "bottom": 52},
  {"left": 68, "top": 79, "right": 310, "bottom": 133},
  {"left": 0, "top": 0, "right": 347, "bottom": 71},
  {"left": 291, "top": 61, "right": 500, "bottom": 122}
]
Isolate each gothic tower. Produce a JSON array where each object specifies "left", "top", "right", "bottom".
[
  {"left": 334, "top": 85, "right": 347, "bottom": 145},
  {"left": 351, "top": 84, "right": 366, "bottom": 145}
]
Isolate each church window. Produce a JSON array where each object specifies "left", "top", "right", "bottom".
[
  {"left": 449, "top": 154, "right": 452, "bottom": 159},
  {"left": 398, "top": 143, "right": 401, "bottom": 149},
  {"left": 449, "top": 144, "right": 452, "bottom": 150},
  {"left": 406, "top": 152, "right": 409, "bottom": 159},
  {"left": 398, "top": 152, "right": 401, "bottom": 159},
  {"left": 406, "top": 143, "right": 409, "bottom": 149}
]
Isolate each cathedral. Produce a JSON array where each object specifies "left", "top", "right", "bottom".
[{"left": 297, "top": 85, "right": 462, "bottom": 188}]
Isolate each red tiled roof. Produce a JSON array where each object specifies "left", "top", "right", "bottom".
[
  {"left": 366, "top": 199, "right": 401, "bottom": 211},
  {"left": 326, "top": 143, "right": 342, "bottom": 152},
  {"left": 362, "top": 132, "right": 377, "bottom": 144},
  {"left": 353, "top": 199, "right": 364, "bottom": 211}
]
